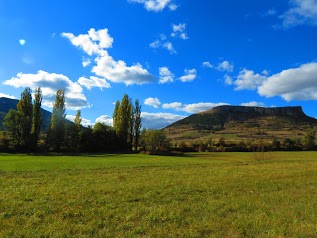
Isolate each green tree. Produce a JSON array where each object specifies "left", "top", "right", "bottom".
[
  {"left": 116, "top": 94, "right": 132, "bottom": 149},
  {"left": 113, "top": 100, "right": 120, "bottom": 130},
  {"left": 65, "top": 110, "right": 82, "bottom": 152},
  {"left": 49, "top": 89, "right": 66, "bottom": 151},
  {"left": 32, "top": 87, "right": 42, "bottom": 148},
  {"left": 3, "top": 110, "right": 26, "bottom": 149},
  {"left": 17, "top": 87, "right": 33, "bottom": 148},
  {"left": 142, "top": 130, "right": 170, "bottom": 154},
  {"left": 302, "top": 128, "right": 316, "bottom": 150},
  {"left": 133, "top": 99, "right": 142, "bottom": 150}
]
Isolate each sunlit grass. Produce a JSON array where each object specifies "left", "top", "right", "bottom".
[{"left": 1, "top": 152, "right": 317, "bottom": 237}]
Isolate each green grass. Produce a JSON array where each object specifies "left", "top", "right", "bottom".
[{"left": 1, "top": 152, "right": 317, "bottom": 237}]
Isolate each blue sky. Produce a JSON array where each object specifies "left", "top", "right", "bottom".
[{"left": 1, "top": 0, "right": 317, "bottom": 129}]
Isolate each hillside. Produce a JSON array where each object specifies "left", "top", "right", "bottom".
[
  {"left": 0, "top": 97, "right": 70, "bottom": 131},
  {"left": 164, "top": 105, "right": 317, "bottom": 144}
]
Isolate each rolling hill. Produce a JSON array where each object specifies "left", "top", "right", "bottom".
[
  {"left": 0, "top": 97, "right": 71, "bottom": 131},
  {"left": 164, "top": 105, "right": 317, "bottom": 144}
]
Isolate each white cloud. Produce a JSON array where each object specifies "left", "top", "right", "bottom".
[
  {"left": 163, "top": 41, "right": 176, "bottom": 54},
  {"left": 162, "top": 102, "right": 182, "bottom": 109},
  {"left": 159, "top": 66, "right": 174, "bottom": 84},
  {"left": 149, "top": 40, "right": 161, "bottom": 48},
  {"left": 63, "top": 28, "right": 154, "bottom": 86},
  {"left": 258, "top": 62, "right": 317, "bottom": 101},
  {"left": 224, "top": 75, "right": 233, "bottom": 85},
  {"left": 66, "top": 115, "right": 93, "bottom": 127},
  {"left": 78, "top": 76, "right": 111, "bottom": 90},
  {"left": 19, "top": 39, "right": 26, "bottom": 46},
  {"left": 216, "top": 60, "right": 234, "bottom": 72},
  {"left": 172, "top": 23, "right": 186, "bottom": 33},
  {"left": 95, "top": 115, "right": 113, "bottom": 126},
  {"left": 202, "top": 61, "right": 213, "bottom": 68},
  {"left": 128, "top": 0, "right": 177, "bottom": 12},
  {"left": 162, "top": 101, "right": 229, "bottom": 113},
  {"left": 241, "top": 101, "right": 265, "bottom": 107},
  {"left": 181, "top": 102, "right": 229, "bottom": 113},
  {"left": 62, "top": 28, "right": 113, "bottom": 55},
  {"left": 171, "top": 23, "right": 189, "bottom": 40},
  {"left": 280, "top": 0, "right": 317, "bottom": 28},
  {"left": 144, "top": 97, "right": 161, "bottom": 108},
  {"left": 141, "top": 112, "right": 185, "bottom": 129},
  {"left": 178, "top": 69, "right": 197, "bottom": 82},
  {"left": 4, "top": 70, "right": 89, "bottom": 110},
  {"left": 234, "top": 69, "right": 267, "bottom": 90},
  {"left": 82, "top": 58, "right": 91, "bottom": 67},
  {"left": 0, "top": 93, "right": 17, "bottom": 99},
  {"left": 168, "top": 4, "right": 178, "bottom": 11}
]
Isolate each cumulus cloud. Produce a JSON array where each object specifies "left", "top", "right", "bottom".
[
  {"left": 224, "top": 75, "right": 233, "bottom": 85},
  {"left": 280, "top": 0, "right": 317, "bottom": 28},
  {"left": 203, "top": 60, "right": 234, "bottom": 72},
  {"left": 62, "top": 28, "right": 113, "bottom": 55},
  {"left": 234, "top": 69, "right": 267, "bottom": 90},
  {"left": 66, "top": 115, "right": 93, "bottom": 127},
  {"left": 78, "top": 76, "right": 111, "bottom": 90},
  {"left": 3, "top": 70, "right": 89, "bottom": 110},
  {"left": 181, "top": 102, "right": 229, "bottom": 113},
  {"left": 228, "top": 62, "right": 317, "bottom": 102},
  {"left": 162, "top": 101, "right": 229, "bottom": 113},
  {"left": 149, "top": 40, "right": 161, "bottom": 48},
  {"left": 171, "top": 23, "right": 189, "bottom": 40},
  {"left": 159, "top": 66, "right": 174, "bottom": 84},
  {"left": 141, "top": 112, "right": 185, "bottom": 129},
  {"left": 216, "top": 60, "right": 234, "bottom": 72},
  {"left": 258, "top": 62, "right": 317, "bottom": 101},
  {"left": 144, "top": 97, "right": 161, "bottom": 108},
  {"left": 82, "top": 58, "right": 91, "bottom": 67},
  {"left": 95, "top": 115, "right": 113, "bottom": 126},
  {"left": 241, "top": 101, "right": 265, "bottom": 107},
  {"left": 0, "top": 93, "right": 17, "bottom": 99},
  {"left": 202, "top": 61, "right": 213, "bottom": 68},
  {"left": 62, "top": 28, "right": 154, "bottom": 86},
  {"left": 162, "top": 102, "right": 182, "bottom": 109},
  {"left": 150, "top": 24, "right": 188, "bottom": 54},
  {"left": 178, "top": 69, "right": 197, "bottom": 82},
  {"left": 163, "top": 41, "right": 176, "bottom": 54},
  {"left": 128, "top": 0, "right": 177, "bottom": 12}
]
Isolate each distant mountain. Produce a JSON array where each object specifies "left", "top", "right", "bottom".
[
  {"left": 164, "top": 105, "right": 317, "bottom": 143},
  {"left": 0, "top": 97, "right": 72, "bottom": 131}
]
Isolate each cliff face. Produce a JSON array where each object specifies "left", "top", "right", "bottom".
[
  {"left": 164, "top": 105, "right": 317, "bottom": 143},
  {"left": 202, "top": 105, "right": 307, "bottom": 118}
]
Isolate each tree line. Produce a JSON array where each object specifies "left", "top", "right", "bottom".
[
  {"left": 0, "top": 88, "right": 148, "bottom": 153},
  {"left": 1, "top": 87, "right": 315, "bottom": 154}
]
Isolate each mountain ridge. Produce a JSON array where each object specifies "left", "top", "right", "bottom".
[{"left": 164, "top": 105, "right": 317, "bottom": 143}]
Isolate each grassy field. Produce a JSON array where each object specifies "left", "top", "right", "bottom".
[{"left": 1, "top": 152, "right": 317, "bottom": 237}]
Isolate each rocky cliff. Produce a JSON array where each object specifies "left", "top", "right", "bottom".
[{"left": 164, "top": 105, "right": 317, "bottom": 143}]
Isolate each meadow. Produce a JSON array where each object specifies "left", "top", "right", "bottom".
[{"left": 0, "top": 152, "right": 317, "bottom": 237}]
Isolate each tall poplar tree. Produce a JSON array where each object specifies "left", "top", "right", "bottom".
[
  {"left": 113, "top": 100, "right": 120, "bottom": 131},
  {"left": 50, "top": 89, "right": 66, "bottom": 151},
  {"left": 17, "top": 87, "right": 33, "bottom": 148},
  {"left": 117, "top": 94, "right": 132, "bottom": 148},
  {"left": 32, "top": 87, "right": 42, "bottom": 148},
  {"left": 133, "top": 99, "right": 142, "bottom": 150}
]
